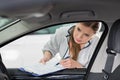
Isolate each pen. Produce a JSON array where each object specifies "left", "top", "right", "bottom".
[{"left": 55, "top": 56, "right": 70, "bottom": 66}]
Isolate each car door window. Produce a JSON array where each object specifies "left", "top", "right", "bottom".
[
  {"left": 0, "top": 21, "right": 108, "bottom": 80},
  {"left": 0, "top": 21, "right": 106, "bottom": 69}
]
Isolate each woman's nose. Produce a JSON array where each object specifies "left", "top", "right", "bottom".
[{"left": 78, "top": 33, "right": 83, "bottom": 39}]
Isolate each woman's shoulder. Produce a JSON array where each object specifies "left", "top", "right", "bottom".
[
  {"left": 56, "top": 26, "right": 71, "bottom": 31},
  {"left": 55, "top": 26, "right": 72, "bottom": 35},
  {"left": 90, "top": 36, "right": 100, "bottom": 45},
  {"left": 93, "top": 36, "right": 99, "bottom": 40}
]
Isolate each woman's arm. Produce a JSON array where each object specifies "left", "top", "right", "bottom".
[
  {"left": 40, "top": 27, "right": 70, "bottom": 64},
  {"left": 42, "top": 28, "right": 64, "bottom": 57},
  {"left": 40, "top": 51, "right": 52, "bottom": 64}
]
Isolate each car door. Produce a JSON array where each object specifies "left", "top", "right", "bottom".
[{"left": 0, "top": 19, "right": 108, "bottom": 80}]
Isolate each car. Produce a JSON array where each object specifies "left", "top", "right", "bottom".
[{"left": 0, "top": 0, "right": 120, "bottom": 80}]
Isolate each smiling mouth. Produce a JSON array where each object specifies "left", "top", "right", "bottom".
[{"left": 75, "top": 39, "right": 81, "bottom": 43}]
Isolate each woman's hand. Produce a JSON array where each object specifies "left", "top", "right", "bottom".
[
  {"left": 60, "top": 58, "right": 83, "bottom": 68},
  {"left": 40, "top": 51, "right": 52, "bottom": 64},
  {"left": 40, "top": 57, "right": 49, "bottom": 64}
]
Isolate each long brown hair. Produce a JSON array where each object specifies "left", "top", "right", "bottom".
[{"left": 69, "top": 22, "right": 99, "bottom": 60}]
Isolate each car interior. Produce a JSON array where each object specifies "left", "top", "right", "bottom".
[{"left": 0, "top": 0, "right": 120, "bottom": 80}]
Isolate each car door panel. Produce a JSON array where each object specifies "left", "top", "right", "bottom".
[{"left": 8, "top": 68, "right": 86, "bottom": 80}]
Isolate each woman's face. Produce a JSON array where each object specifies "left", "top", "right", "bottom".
[{"left": 73, "top": 23, "right": 95, "bottom": 45}]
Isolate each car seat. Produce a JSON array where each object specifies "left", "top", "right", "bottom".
[{"left": 102, "top": 19, "right": 120, "bottom": 80}]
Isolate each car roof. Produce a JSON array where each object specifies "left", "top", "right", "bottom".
[{"left": 0, "top": 0, "right": 119, "bottom": 27}]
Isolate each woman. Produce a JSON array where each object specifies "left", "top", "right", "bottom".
[{"left": 40, "top": 22, "right": 99, "bottom": 68}]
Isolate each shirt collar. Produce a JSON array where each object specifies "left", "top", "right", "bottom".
[{"left": 82, "top": 41, "right": 91, "bottom": 49}]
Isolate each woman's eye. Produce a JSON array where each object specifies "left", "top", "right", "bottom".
[
  {"left": 84, "top": 34, "right": 90, "bottom": 37},
  {"left": 77, "top": 28, "right": 81, "bottom": 32}
]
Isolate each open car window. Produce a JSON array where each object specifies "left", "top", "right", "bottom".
[
  {"left": 0, "top": 20, "right": 107, "bottom": 79},
  {"left": 0, "top": 21, "right": 106, "bottom": 67}
]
